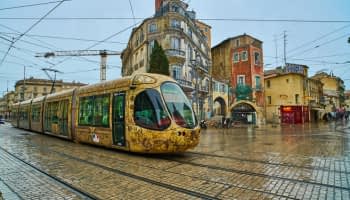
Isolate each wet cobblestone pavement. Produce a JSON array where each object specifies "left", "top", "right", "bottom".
[{"left": 0, "top": 121, "right": 349, "bottom": 199}]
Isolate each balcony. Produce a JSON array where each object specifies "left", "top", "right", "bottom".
[
  {"left": 199, "top": 86, "right": 209, "bottom": 93},
  {"left": 190, "top": 60, "right": 209, "bottom": 73},
  {"left": 254, "top": 85, "right": 263, "bottom": 92},
  {"left": 165, "top": 49, "right": 186, "bottom": 63},
  {"left": 174, "top": 78, "right": 194, "bottom": 92}
]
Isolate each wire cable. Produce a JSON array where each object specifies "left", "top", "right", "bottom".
[
  {"left": 128, "top": 0, "right": 136, "bottom": 26},
  {"left": 0, "top": 32, "right": 127, "bottom": 44},
  {"left": 288, "top": 24, "right": 350, "bottom": 54},
  {"left": 0, "top": 0, "right": 71, "bottom": 11},
  {"left": 0, "top": 0, "right": 68, "bottom": 67},
  {"left": 1, "top": 17, "right": 350, "bottom": 23}
]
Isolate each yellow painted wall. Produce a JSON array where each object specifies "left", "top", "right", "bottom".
[{"left": 264, "top": 73, "right": 307, "bottom": 123}]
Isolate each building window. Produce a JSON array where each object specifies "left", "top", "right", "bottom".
[
  {"left": 220, "top": 84, "right": 225, "bottom": 93},
  {"left": 235, "top": 39, "right": 240, "bottom": 47},
  {"left": 233, "top": 52, "right": 240, "bottom": 63},
  {"left": 43, "top": 87, "right": 47, "bottom": 92},
  {"left": 254, "top": 52, "right": 261, "bottom": 65},
  {"left": 172, "top": 65, "right": 182, "bottom": 80},
  {"left": 149, "top": 23, "right": 157, "bottom": 33},
  {"left": 286, "top": 79, "right": 289, "bottom": 83},
  {"left": 188, "top": 45, "right": 193, "bottom": 60},
  {"left": 255, "top": 76, "right": 261, "bottom": 89},
  {"left": 295, "top": 94, "right": 299, "bottom": 104},
  {"left": 170, "top": 37, "right": 180, "bottom": 49},
  {"left": 241, "top": 51, "right": 248, "bottom": 61},
  {"left": 267, "top": 96, "right": 272, "bottom": 104},
  {"left": 171, "top": 19, "right": 181, "bottom": 28},
  {"left": 237, "top": 75, "right": 245, "bottom": 85},
  {"left": 187, "top": 28, "right": 192, "bottom": 38},
  {"left": 149, "top": 40, "right": 156, "bottom": 54},
  {"left": 267, "top": 80, "right": 271, "bottom": 88}
]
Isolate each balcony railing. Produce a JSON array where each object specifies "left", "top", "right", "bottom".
[
  {"left": 190, "top": 60, "right": 209, "bottom": 73},
  {"left": 199, "top": 86, "right": 209, "bottom": 93},
  {"left": 254, "top": 85, "right": 263, "bottom": 91},
  {"left": 175, "top": 78, "right": 194, "bottom": 89},
  {"left": 165, "top": 49, "right": 186, "bottom": 58}
]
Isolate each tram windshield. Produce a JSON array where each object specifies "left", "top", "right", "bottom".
[
  {"left": 161, "top": 82, "right": 197, "bottom": 128},
  {"left": 134, "top": 89, "right": 171, "bottom": 130}
]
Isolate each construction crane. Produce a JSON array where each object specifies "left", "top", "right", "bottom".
[{"left": 35, "top": 50, "right": 121, "bottom": 81}]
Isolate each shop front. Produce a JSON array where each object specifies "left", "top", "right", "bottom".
[{"left": 280, "top": 106, "right": 309, "bottom": 124}]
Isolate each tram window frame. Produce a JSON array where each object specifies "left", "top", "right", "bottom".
[
  {"left": 31, "top": 105, "right": 41, "bottom": 122},
  {"left": 46, "top": 102, "right": 59, "bottom": 124},
  {"left": 78, "top": 94, "right": 110, "bottom": 127},
  {"left": 134, "top": 89, "right": 171, "bottom": 131}
]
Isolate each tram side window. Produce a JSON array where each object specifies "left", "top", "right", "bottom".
[
  {"left": 79, "top": 95, "right": 109, "bottom": 127},
  {"left": 20, "top": 108, "right": 28, "bottom": 121},
  {"left": 48, "top": 102, "right": 59, "bottom": 123},
  {"left": 134, "top": 89, "right": 170, "bottom": 130},
  {"left": 79, "top": 97, "right": 93, "bottom": 125},
  {"left": 93, "top": 95, "right": 109, "bottom": 126},
  {"left": 31, "top": 105, "right": 41, "bottom": 122}
]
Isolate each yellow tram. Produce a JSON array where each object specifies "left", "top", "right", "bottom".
[{"left": 10, "top": 73, "right": 200, "bottom": 153}]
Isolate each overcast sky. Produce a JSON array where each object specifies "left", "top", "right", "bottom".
[{"left": 0, "top": 0, "right": 350, "bottom": 95}]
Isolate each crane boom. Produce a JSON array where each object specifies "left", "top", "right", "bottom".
[
  {"left": 35, "top": 50, "right": 121, "bottom": 81},
  {"left": 35, "top": 50, "right": 121, "bottom": 58}
]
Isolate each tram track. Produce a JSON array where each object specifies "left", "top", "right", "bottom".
[
  {"left": 15, "top": 136, "right": 350, "bottom": 197},
  {"left": 162, "top": 156, "right": 350, "bottom": 192},
  {"left": 1, "top": 133, "right": 298, "bottom": 199},
  {"left": 0, "top": 142, "right": 220, "bottom": 200},
  {"left": 2, "top": 126, "right": 350, "bottom": 199},
  {"left": 0, "top": 146, "right": 98, "bottom": 200},
  {"left": 186, "top": 151, "right": 350, "bottom": 175}
]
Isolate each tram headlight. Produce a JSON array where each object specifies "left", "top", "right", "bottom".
[{"left": 132, "top": 74, "right": 156, "bottom": 85}]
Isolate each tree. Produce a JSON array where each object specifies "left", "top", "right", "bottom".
[{"left": 148, "top": 40, "right": 170, "bottom": 76}]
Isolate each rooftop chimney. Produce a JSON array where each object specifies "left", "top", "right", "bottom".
[{"left": 155, "top": 0, "right": 163, "bottom": 12}]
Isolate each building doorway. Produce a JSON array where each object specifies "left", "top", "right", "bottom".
[{"left": 231, "top": 103, "right": 256, "bottom": 124}]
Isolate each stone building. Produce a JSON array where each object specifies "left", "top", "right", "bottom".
[
  {"left": 211, "top": 34, "right": 264, "bottom": 125},
  {"left": 310, "top": 72, "right": 345, "bottom": 113},
  {"left": 14, "top": 77, "right": 86, "bottom": 102},
  {"left": 121, "top": 0, "right": 212, "bottom": 120},
  {"left": 264, "top": 64, "right": 324, "bottom": 124}
]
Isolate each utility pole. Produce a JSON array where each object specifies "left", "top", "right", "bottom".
[
  {"left": 274, "top": 34, "right": 278, "bottom": 67},
  {"left": 22, "top": 66, "right": 26, "bottom": 101},
  {"left": 41, "top": 68, "right": 62, "bottom": 94},
  {"left": 283, "top": 31, "right": 287, "bottom": 67}
]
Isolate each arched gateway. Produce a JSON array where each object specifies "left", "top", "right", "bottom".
[
  {"left": 213, "top": 97, "right": 227, "bottom": 116},
  {"left": 230, "top": 102, "right": 257, "bottom": 124}
]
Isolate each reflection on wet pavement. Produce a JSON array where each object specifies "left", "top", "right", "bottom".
[{"left": 0, "top": 121, "right": 349, "bottom": 199}]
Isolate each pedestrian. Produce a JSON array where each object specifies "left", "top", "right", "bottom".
[{"left": 346, "top": 105, "right": 350, "bottom": 121}]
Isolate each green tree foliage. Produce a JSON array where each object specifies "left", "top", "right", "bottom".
[
  {"left": 235, "top": 84, "right": 253, "bottom": 101},
  {"left": 148, "top": 41, "right": 170, "bottom": 76}
]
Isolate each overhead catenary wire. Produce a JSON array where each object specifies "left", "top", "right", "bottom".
[
  {"left": 0, "top": 32, "right": 127, "bottom": 44},
  {"left": 0, "top": 0, "right": 71, "bottom": 11},
  {"left": 287, "top": 24, "right": 350, "bottom": 55},
  {"left": 0, "top": 0, "right": 68, "bottom": 67},
  {"left": 1, "top": 17, "right": 350, "bottom": 23},
  {"left": 48, "top": 19, "right": 143, "bottom": 69},
  {"left": 128, "top": 0, "right": 136, "bottom": 26},
  {"left": 288, "top": 33, "right": 350, "bottom": 58}
]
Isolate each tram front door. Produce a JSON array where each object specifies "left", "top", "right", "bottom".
[{"left": 112, "top": 92, "right": 126, "bottom": 146}]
